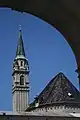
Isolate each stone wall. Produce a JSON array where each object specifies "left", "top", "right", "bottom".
[
  {"left": 30, "top": 105, "right": 80, "bottom": 114},
  {"left": 0, "top": 115, "right": 80, "bottom": 120}
]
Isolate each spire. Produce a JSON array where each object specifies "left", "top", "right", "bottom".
[{"left": 16, "top": 26, "right": 25, "bottom": 57}]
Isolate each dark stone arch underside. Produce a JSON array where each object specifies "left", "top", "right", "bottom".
[{"left": 0, "top": 0, "right": 80, "bottom": 68}]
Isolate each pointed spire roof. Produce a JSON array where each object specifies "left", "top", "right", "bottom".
[{"left": 16, "top": 27, "right": 25, "bottom": 58}]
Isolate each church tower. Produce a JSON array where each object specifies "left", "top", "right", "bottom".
[{"left": 12, "top": 28, "right": 29, "bottom": 112}]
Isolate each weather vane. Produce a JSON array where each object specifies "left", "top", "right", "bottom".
[{"left": 19, "top": 25, "right": 21, "bottom": 30}]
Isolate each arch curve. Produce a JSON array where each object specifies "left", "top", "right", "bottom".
[
  {"left": 20, "top": 75, "right": 24, "bottom": 85},
  {"left": 0, "top": 0, "right": 80, "bottom": 67}
]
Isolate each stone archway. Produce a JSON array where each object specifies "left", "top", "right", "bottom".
[{"left": 0, "top": 0, "right": 80, "bottom": 81}]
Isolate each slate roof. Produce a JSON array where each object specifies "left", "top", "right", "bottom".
[
  {"left": 27, "top": 72, "right": 80, "bottom": 111},
  {"left": 16, "top": 29, "right": 25, "bottom": 57}
]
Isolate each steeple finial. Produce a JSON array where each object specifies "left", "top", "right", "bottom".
[{"left": 19, "top": 25, "right": 21, "bottom": 31}]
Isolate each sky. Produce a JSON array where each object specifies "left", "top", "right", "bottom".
[{"left": 0, "top": 8, "right": 78, "bottom": 111}]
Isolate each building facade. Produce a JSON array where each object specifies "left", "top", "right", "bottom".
[{"left": 10, "top": 28, "right": 80, "bottom": 119}]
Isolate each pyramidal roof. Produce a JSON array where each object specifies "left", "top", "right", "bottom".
[
  {"left": 37, "top": 72, "right": 80, "bottom": 104},
  {"left": 27, "top": 72, "right": 80, "bottom": 110}
]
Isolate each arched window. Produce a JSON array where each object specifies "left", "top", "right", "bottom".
[
  {"left": 20, "top": 75, "right": 24, "bottom": 85},
  {"left": 21, "top": 61, "right": 23, "bottom": 66}
]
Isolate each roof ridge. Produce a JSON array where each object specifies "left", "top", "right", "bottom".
[
  {"left": 37, "top": 72, "right": 69, "bottom": 98},
  {"left": 38, "top": 72, "right": 61, "bottom": 97}
]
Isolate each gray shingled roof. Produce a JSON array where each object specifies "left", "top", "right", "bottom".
[{"left": 27, "top": 72, "right": 80, "bottom": 111}]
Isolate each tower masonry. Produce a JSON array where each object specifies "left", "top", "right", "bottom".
[{"left": 12, "top": 28, "right": 29, "bottom": 112}]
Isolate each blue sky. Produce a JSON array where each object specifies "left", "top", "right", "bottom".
[{"left": 0, "top": 8, "right": 78, "bottom": 111}]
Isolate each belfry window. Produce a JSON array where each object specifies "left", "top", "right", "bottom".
[
  {"left": 21, "top": 61, "right": 23, "bottom": 66},
  {"left": 20, "top": 75, "right": 24, "bottom": 85}
]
